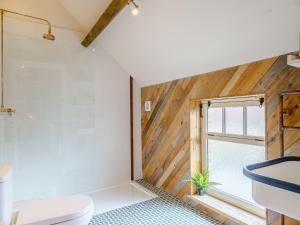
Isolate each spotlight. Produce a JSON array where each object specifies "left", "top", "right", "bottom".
[{"left": 128, "top": 0, "right": 140, "bottom": 16}]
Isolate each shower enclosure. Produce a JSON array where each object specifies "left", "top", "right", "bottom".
[{"left": 0, "top": 15, "right": 131, "bottom": 202}]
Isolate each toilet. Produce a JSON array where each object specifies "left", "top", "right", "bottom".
[{"left": 0, "top": 166, "right": 94, "bottom": 225}]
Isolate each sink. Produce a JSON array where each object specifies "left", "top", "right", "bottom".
[{"left": 244, "top": 157, "right": 300, "bottom": 220}]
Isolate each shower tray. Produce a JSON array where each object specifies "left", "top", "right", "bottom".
[{"left": 243, "top": 157, "right": 300, "bottom": 220}]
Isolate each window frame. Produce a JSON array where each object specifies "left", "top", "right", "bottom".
[{"left": 200, "top": 95, "right": 266, "bottom": 218}]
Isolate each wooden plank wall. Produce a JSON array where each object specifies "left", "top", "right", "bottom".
[{"left": 141, "top": 54, "right": 300, "bottom": 225}]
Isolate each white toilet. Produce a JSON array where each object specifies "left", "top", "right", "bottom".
[{"left": 0, "top": 165, "right": 94, "bottom": 225}]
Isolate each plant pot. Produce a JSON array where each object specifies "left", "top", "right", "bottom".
[{"left": 197, "top": 188, "right": 205, "bottom": 196}]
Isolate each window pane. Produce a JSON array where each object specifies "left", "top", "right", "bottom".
[
  {"left": 225, "top": 107, "right": 243, "bottom": 135},
  {"left": 207, "top": 107, "right": 222, "bottom": 133},
  {"left": 247, "top": 106, "right": 265, "bottom": 137},
  {"left": 207, "top": 139, "right": 265, "bottom": 204}
]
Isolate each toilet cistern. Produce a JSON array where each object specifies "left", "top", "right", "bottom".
[{"left": 0, "top": 165, "right": 12, "bottom": 225}]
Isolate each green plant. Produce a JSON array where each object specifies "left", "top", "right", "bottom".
[{"left": 191, "top": 170, "right": 219, "bottom": 191}]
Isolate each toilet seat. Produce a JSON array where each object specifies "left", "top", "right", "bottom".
[{"left": 15, "top": 195, "right": 94, "bottom": 225}]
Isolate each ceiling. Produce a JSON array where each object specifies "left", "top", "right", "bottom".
[
  {"left": 58, "top": 0, "right": 112, "bottom": 32},
  {"left": 0, "top": 0, "right": 83, "bottom": 31},
  {"left": 1, "top": 0, "right": 300, "bottom": 86},
  {"left": 96, "top": 0, "right": 300, "bottom": 86}
]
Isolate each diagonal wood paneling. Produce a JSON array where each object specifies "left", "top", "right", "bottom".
[{"left": 141, "top": 53, "right": 300, "bottom": 225}]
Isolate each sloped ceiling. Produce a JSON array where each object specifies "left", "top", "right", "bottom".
[
  {"left": 58, "top": 0, "right": 112, "bottom": 32},
  {"left": 95, "top": 0, "right": 300, "bottom": 86},
  {"left": 1, "top": 0, "right": 300, "bottom": 86},
  {"left": 0, "top": 0, "right": 112, "bottom": 33}
]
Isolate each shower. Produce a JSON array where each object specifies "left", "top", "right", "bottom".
[{"left": 0, "top": 9, "right": 55, "bottom": 116}]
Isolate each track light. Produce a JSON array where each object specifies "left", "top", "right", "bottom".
[{"left": 128, "top": 0, "right": 139, "bottom": 16}]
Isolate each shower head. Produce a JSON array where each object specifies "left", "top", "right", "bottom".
[
  {"left": 43, "top": 22, "right": 55, "bottom": 41},
  {"left": 43, "top": 32, "right": 55, "bottom": 41},
  {"left": 43, "top": 26, "right": 55, "bottom": 41}
]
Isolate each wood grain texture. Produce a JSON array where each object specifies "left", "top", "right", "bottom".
[
  {"left": 81, "top": 0, "right": 128, "bottom": 47},
  {"left": 141, "top": 53, "right": 300, "bottom": 225}
]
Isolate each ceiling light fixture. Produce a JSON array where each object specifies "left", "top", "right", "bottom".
[
  {"left": 128, "top": 0, "right": 140, "bottom": 16},
  {"left": 287, "top": 34, "right": 300, "bottom": 68}
]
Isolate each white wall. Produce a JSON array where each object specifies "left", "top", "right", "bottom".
[{"left": 0, "top": 18, "right": 131, "bottom": 201}]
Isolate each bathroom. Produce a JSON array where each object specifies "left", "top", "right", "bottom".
[{"left": 0, "top": 0, "right": 300, "bottom": 225}]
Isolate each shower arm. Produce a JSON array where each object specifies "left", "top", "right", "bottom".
[
  {"left": 0, "top": 9, "right": 53, "bottom": 35},
  {"left": 0, "top": 9, "right": 54, "bottom": 113},
  {"left": 1, "top": 10, "right": 3, "bottom": 109}
]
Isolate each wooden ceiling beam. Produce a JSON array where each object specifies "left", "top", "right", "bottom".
[{"left": 81, "top": 0, "right": 128, "bottom": 47}]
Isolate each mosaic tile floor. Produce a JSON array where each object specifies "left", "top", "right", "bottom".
[{"left": 90, "top": 180, "right": 221, "bottom": 225}]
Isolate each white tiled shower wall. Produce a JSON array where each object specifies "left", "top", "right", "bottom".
[{"left": 0, "top": 19, "right": 131, "bottom": 201}]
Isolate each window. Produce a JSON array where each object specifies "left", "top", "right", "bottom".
[{"left": 201, "top": 96, "right": 266, "bottom": 217}]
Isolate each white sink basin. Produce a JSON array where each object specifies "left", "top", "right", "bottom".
[{"left": 244, "top": 157, "right": 300, "bottom": 220}]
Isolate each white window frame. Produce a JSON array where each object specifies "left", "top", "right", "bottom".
[{"left": 200, "top": 95, "right": 266, "bottom": 218}]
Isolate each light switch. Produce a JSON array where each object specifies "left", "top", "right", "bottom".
[{"left": 145, "top": 101, "right": 151, "bottom": 112}]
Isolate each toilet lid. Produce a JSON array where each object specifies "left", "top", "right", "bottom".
[{"left": 15, "top": 195, "right": 94, "bottom": 225}]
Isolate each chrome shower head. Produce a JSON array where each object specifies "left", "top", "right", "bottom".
[{"left": 43, "top": 32, "right": 55, "bottom": 41}]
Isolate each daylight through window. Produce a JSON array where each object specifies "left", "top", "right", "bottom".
[{"left": 201, "top": 95, "right": 266, "bottom": 216}]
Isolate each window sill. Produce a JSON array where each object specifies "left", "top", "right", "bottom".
[{"left": 188, "top": 195, "right": 265, "bottom": 225}]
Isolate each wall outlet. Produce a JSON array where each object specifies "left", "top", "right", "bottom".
[{"left": 145, "top": 101, "right": 152, "bottom": 112}]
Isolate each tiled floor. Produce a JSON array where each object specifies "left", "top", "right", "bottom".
[
  {"left": 90, "top": 180, "right": 221, "bottom": 225},
  {"left": 87, "top": 181, "right": 157, "bottom": 215}
]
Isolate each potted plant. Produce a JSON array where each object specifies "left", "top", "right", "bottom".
[{"left": 190, "top": 170, "right": 219, "bottom": 196}]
